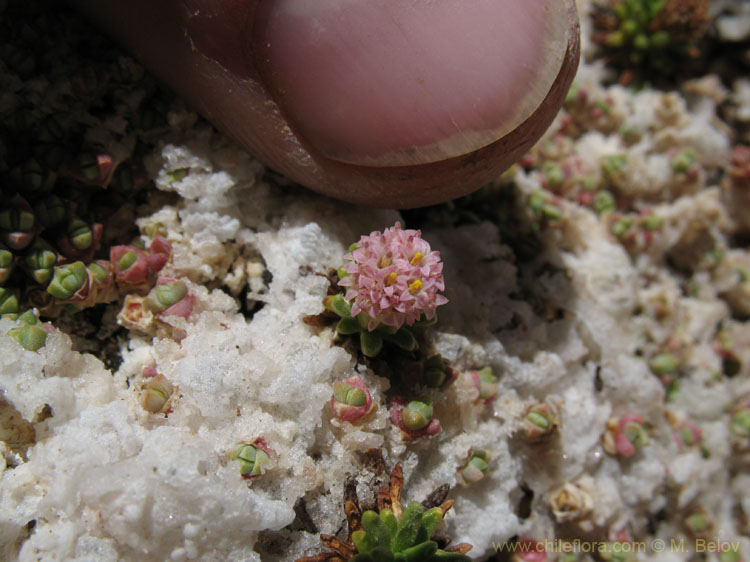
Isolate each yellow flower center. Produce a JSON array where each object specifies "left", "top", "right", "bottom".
[
  {"left": 410, "top": 252, "right": 424, "bottom": 266},
  {"left": 408, "top": 279, "right": 423, "bottom": 294},
  {"left": 385, "top": 272, "right": 398, "bottom": 286}
]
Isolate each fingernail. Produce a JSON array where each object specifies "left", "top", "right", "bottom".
[{"left": 251, "top": 0, "right": 569, "bottom": 167}]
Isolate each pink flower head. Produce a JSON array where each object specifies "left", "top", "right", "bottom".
[{"left": 338, "top": 222, "right": 448, "bottom": 330}]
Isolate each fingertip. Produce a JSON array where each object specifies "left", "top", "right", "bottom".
[
  {"left": 71, "top": 0, "right": 579, "bottom": 208},
  {"left": 252, "top": 0, "right": 570, "bottom": 168}
]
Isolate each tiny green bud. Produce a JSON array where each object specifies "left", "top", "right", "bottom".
[
  {"left": 227, "top": 442, "right": 271, "bottom": 478},
  {"left": 665, "top": 379, "right": 680, "bottom": 402},
  {"left": 640, "top": 214, "right": 664, "bottom": 231},
  {"left": 731, "top": 409, "right": 750, "bottom": 439},
  {"left": 541, "top": 204, "right": 562, "bottom": 222},
  {"left": 648, "top": 353, "right": 680, "bottom": 375},
  {"left": 594, "top": 100, "right": 611, "bottom": 115},
  {"left": 423, "top": 355, "right": 447, "bottom": 388},
  {"left": 333, "top": 383, "right": 367, "bottom": 407},
  {"left": 678, "top": 426, "right": 697, "bottom": 447},
  {"left": 602, "top": 154, "right": 627, "bottom": 178},
  {"left": 18, "top": 210, "right": 35, "bottom": 232},
  {"left": 476, "top": 367, "right": 499, "bottom": 402},
  {"left": 529, "top": 190, "right": 562, "bottom": 222},
  {"left": 684, "top": 512, "right": 708, "bottom": 534},
  {"left": 607, "top": 30, "right": 625, "bottom": 47},
  {"left": 47, "top": 261, "right": 88, "bottom": 300},
  {"left": 526, "top": 409, "right": 551, "bottom": 430},
  {"left": 671, "top": 149, "right": 696, "bottom": 173},
  {"left": 0, "top": 244, "right": 14, "bottom": 284},
  {"left": 145, "top": 281, "right": 188, "bottom": 313},
  {"left": 564, "top": 81, "right": 580, "bottom": 106},
  {"left": 66, "top": 218, "right": 93, "bottom": 250},
  {"left": 24, "top": 240, "right": 58, "bottom": 284},
  {"left": 10, "top": 158, "right": 44, "bottom": 192},
  {"left": 633, "top": 33, "right": 649, "bottom": 50},
  {"left": 118, "top": 250, "right": 138, "bottom": 272},
  {"left": 7, "top": 314, "right": 47, "bottom": 351},
  {"left": 0, "top": 287, "right": 21, "bottom": 315},
  {"left": 34, "top": 195, "right": 66, "bottom": 228},
  {"left": 88, "top": 262, "right": 108, "bottom": 283},
  {"left": 140, "top": 388, "right": 167, "bottom": 412},
  {"left": 593, "top": 190, "right": 616, "bottom": 215},
  {"left": 0, "top": 206, "right": 35, "bottom": 233},
  {"left": 139, "top": 374, "right": 174, "bottom": 414},
  {"left": 623, "top": 421, "right": 648, "bottom": 448},
  {"left": 543, "top": 162, "right": 565, "bottom": 188},
  {"left": 324, "top": 293, "right": 352, "bottom": 318},
  {"left": 15, "top": 310, "right": 38, "bottom": 326},
  {"left": 167, "top": 167, "right": 189, "bottom": 183},
  {"left": 611, "top": 217, "right": 633, "bottom": 238},
  {"left": 528, "top": 189, "right": 548, "bottom": 213},
  {"left": 461, "top": 450, "right": 490, "bottom": 484},
  {"left": 621, "top": 19, "right": 639, "bottom": 37},
  {"left": 402, "top": 399, "right": 433, "bottom": 431}
]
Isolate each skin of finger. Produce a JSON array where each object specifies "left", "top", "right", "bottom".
[{"left": 70, "top": 0, "right": 580, "bottom": 209}]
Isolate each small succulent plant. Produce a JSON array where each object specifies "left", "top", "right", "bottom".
[
  {"left": 226, "top": 439, "right": 271, "bottom": 479},
  {"left": 528, "top": 189, "right": 563, "bottom": 225},
  {"left": 603, "top": 414, "right": 649, "bottom": 456},
  {"left": 521, "top": 402, "right": 560, "bottom": 442},
  {"left": 648, "top": 352, "right": 680, "bottom": 376},
  {"left": 683, "top": 507, "right": 713, "bottom": 540},
  {"left": 421, "top": 355, "right": 449, "bottom": 389},
  {"left": 673, "top": 420, "right": 702, "bottom": 450},
  {"left": 332, "top": 375, "right": 376, "bottom": 423},
  {"left": 390, "top": 397, "right": 442, "bottom": 441},
  {"left": 0, "top": 286, "right": 21, "bottom": 315},
  {"left": 297, "top": 463, "right": 472, "bottom": 562},
  {"left": 139, "top": 367, "right": 175, "bottom": 414},
  {"left": 466, "top": 367, "right": 499, "bottom": 405},
  {"left": 5, "top": 309, "right": 49, "bottom": 351},
  {"left": 458, "top": 450, "right": 491, "bottom": 485},
  {"left": 117, "top": 275, "right": 193, "bottom": 340}
]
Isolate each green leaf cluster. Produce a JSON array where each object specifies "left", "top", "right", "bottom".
[
  {"left": 325, "top": 294, "right": 417, "bottom": 358},
  {"left": 350, "top": 503, "right": 470, "bottom": 562}
]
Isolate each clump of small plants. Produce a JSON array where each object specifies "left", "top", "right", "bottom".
[
  {"left": 306, "top": 223, "right": 472, "bottom": 441},
  {"left": 0, "top": 0, "right": 177, "bottom": 320},
  {"left": 297, "top": 462, "right": 472, "bottom": 562},
  {"left": 590, "top": 0, "right": 709, "bottom": 80},
  {"left": 307, "top": 224, "right": 508, "bottom": 445}
]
